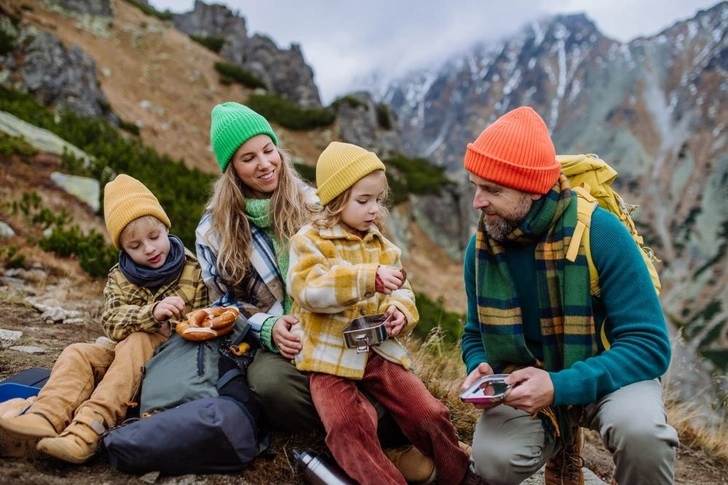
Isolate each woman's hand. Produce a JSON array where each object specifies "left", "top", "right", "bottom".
[
  {"left": 272, "top": 315, "right": 301, "bottom": 359},
  {"left": 383, "top": 305, "right": 406, "bottom": 336},
  {"left": 153, "top": 296, "right": 185, "bottom": 322}
]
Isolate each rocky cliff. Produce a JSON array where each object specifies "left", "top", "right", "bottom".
[{"left": 380, "top": 4, "right": 728, "bottom": 379}]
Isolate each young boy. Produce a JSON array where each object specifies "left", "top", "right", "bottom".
[
  {"left": 287, "top": 142, "right": 481, "bottom": 485},
  {"left": 0, "top": 174, "right": 208, "bottom": 464}
]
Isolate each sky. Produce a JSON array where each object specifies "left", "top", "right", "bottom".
[{"left": 148, "top": 0, "right": 719, "bottom": 104}]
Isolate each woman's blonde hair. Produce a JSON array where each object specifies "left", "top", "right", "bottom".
[
  {"left": 205, "top": 148, "right": 312, "bottom": 285},
  {"left": 312, "top": 169, "right": 390, "bottom": 230}
]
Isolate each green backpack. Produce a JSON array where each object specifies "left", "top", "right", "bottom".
[{"left": 558, "top": 154, "right": 662, "bottom": 302}]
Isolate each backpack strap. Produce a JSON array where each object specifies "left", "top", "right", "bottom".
[
  {"left": 566, "top": 188, "right": 600, "bottom": 296},
  {"left": 566, "top": 191, "right": 611, "bottom": 350}
]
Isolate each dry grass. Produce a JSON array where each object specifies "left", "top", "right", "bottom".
[
  {"left": 664, "top": 393, "right": 728, "bottom": 463},
  {"left": 408, "top": 329, "right": 728, "bottom": 470}
]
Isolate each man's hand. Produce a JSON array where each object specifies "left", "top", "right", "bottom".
[
  {"left": 461, "top": 362, "right": 502, "bottom": 410},
  {"left": 272, "top": 315, "right": 301, "bottom": 359},
  {"left": 504, "top": 367, "right": 554, "bottom": 414}
]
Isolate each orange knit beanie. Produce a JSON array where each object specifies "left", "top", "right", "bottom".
[{"left": 464, "top": 106, "right": 560, "bottom": 194}]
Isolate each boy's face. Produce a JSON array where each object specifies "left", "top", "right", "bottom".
[
  {"left": 340, "top": 170, "right": 386, "bottom": 233},
  {"left": 119, "top": 218, "right": 171, "bottom": 268}
]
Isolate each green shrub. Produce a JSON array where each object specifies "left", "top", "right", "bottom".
[
  {"left": 13, "top": 191, "right": 71, "bottom": 230},
  {"left": 412, "top": 292, "right": 464, "bottom": 343},
  {"left": 40, "top": 226, "right": 118, "bottom": 278},
  {"left": 247, "top": 94, "right": 335, "bottom": 131},
  {"left": 382, "top": 154, "right": 454, "bottom": 205},
  {"left": 294, "top": 163, "right": 316, "bottom": 185},
  {"left": 190, "top": 35, "right": 225, "bottom": 53},
  {"left": 0, "top": 28, "right": 17, "bottom": 56},
  {"left": 213, "top": 62, "right": 267, "bottom": 90},
  {"left": 0, "top": 132, "right": 37, "bottom": 157},
  {"left": 376, "top": 104, "right": 392, "bottom": 130},
  {"left": 5, "top": 246, "right": 27, "bottom": 269},
  {"left": 0, "top": 86, "right": 215, "bottom": 248},
  {"left": 331, "top": 96, "right": 368, "bottom": 110},
  {"left": 118, "top": 118, "right": 140, "bottom": 136},
  {"left": 124, "top": 0, "right": 173, "bottom": 20}
]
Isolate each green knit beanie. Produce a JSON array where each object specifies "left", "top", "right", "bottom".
[{"left": 210, "top": 102, "right": 279, "bottom": 173}]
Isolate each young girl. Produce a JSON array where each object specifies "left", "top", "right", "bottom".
[{"left": 287, "top": 142, "right": 481, "bottom": 485}]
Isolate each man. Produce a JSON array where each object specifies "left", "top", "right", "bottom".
[{"left": 460, "top": 106, "right": 678, "bottom": 485}]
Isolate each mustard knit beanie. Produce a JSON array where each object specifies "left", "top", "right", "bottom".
[
  {"left": 315, "top": 142, "right": 386, "bottom": 205},
  {"left": 210, "top": 102, "right": 278, "bottom": 173},
  {"left": 464, "top": 106, "right": 561, "bottom": 194},
  {"left": 103, "top": 174, "right": 171, "bottom": 249}
]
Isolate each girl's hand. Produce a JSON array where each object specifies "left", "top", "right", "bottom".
[
  {"left": 376, "top": 266, "right": 405, "bottom": 294},
  {"left": 272, "top": 315, "right": 301, "bottom": 359},
  {"left": 153, "top": 296, "right": 185, "bottom": 322},
  {"left": 383, "top": 305, "right": 406, "bottom": 336}
]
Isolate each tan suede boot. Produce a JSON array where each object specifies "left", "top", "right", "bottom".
[
  {"left": 0, "top": 412, "right": 58, "bottom": 438},
  {"left": 36, "top": 408, "right": 105, "bottom": 464},
  {"left": 384, "top": 445, "right": 437, "bottom": 485},
  {"left": 544, "top": 427, "right": 585, "bottom": 485}
]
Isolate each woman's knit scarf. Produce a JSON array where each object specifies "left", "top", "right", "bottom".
[
  {"left": 245, "top": 198, "right": 292, "bottom": 313},
  {"left": 474, "top": 175, "right": 597, "bottom": 442},
  {"left": 119, "top": 234, "right": 186, "bottom": 290}
]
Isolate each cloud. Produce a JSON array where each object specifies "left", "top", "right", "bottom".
[{"left": 149, "top": 0, "right": 718, "bottom": 103}]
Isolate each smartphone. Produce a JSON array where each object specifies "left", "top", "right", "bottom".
[{"left": 459, "top": 374, "right": 510, "bottom": 404}]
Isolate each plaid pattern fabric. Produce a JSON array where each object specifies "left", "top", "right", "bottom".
[
  {"left": 102, "top": 249, "right": 209, "bottom": 341},
  {"left": 288, "top": 223, "right": 419, "bottom": 379},
  {"left": 474, "top": 175, "right": 596, "bottom": 440},
  {"left": 196, "top": 211, "right": 286, "bottom": 342}
]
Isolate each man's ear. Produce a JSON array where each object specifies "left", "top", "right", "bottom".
[{"left": 530, "top": 193, "right": 542, "bottom": 201}]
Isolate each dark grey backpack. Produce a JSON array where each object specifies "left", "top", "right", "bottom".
[
  {"left": 139, "top": 317, "right": 254, "bottom": 415},
  {"left": 102, "top": 317, "right": 267, "bottom": 475}
]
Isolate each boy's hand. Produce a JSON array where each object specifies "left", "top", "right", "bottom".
[
  {"left": 375, "top": 266, "right": 405, "bottom": 294},
  {"left": 153, "top": 296, "right": 185, "bottom": 322},
  {"left": 383, "top": 305, "right": 406, "bottom": 336}
]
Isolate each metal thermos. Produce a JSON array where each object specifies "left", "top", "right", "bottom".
[{"left": 292, "top": 449, "right": 354, "bottom": 485}]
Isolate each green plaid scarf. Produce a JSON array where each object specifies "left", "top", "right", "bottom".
[{"left": 474, "top": 174, "right": 597, "bottom": 441}]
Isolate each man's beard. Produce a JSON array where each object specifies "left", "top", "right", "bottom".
[{"left": 483, "top": 194, "right": 533, "bottom": 242}]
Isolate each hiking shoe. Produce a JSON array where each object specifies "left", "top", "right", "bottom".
[
  {"left": 384, "top": 445, "right": 436, "bottom": 485},
  {"left": 544, "top": 427, "right": 585, "bottom": 485},
  {"left": 0, "top": 412, "right": 57, "bottom": 439},
  {"left": 37, "top": 410, "right": 105, "bottom": 464}
]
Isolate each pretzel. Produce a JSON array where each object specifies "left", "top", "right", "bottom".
[{"left": 175, "top": 306, "right": 239, "bottom": 341}]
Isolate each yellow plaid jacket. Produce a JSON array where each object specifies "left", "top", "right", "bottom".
[
  {"left": 288, "top": 223, "right": 419, "bottom": 379},
  {"left": 102, "top": 249, "right": 209, "bottom": 341}
]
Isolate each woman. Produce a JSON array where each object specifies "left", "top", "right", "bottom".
[{"left": 194, "top": 103, "right": 432, "bottom": 480}]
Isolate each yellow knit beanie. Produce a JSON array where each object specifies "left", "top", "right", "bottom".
[
  {"left": 315, "top": 142, "right": 386, "bottom": 205},
  {"left": 103, "top": 174, "right": 171, "bottom": 249}
]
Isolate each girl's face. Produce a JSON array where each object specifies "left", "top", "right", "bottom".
[
  {"left": 230, "top": 135, "right": 281, "bottom": 199},
  {"left": 340, "top": 170, "right": 386, "bottom": 233},
  {"left": 119, "top": 218, "right": 171, "bottom": 268}
]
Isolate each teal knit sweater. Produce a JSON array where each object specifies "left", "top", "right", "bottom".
[{"left": 461, "top": 207, "right": 671, "bottom": 406}]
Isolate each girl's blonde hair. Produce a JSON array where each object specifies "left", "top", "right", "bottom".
[
  {"left": 312, "top": 169, "right": 390, "bottom": 230},
  {"left": 205, "top": 148, "right": 312, "bottom": 285}
]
